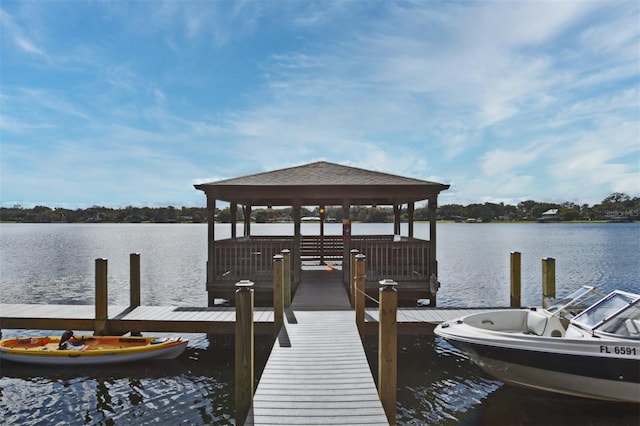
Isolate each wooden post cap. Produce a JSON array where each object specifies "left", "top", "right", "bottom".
[
  {"left": 355, "top": 253, "right": 366, "bottom": 261},
  {"left": 281, "top": 249, "right": 290, "bottom": 254},
  {"left": 350, "top": 248, "right": 359, "bottom": 254},
  {"left": 273, "top": 254, "right": 284, "bottom": 261},
  {"left": 379, "top": 279, "right": 398, "bottom": 289},
  {"left": 235, "top": 280, "right": 254, "bottom": 288}
]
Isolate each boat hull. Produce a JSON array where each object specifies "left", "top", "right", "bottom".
[
  {"left": 449, "top": 339, "right": 639, "bottom": 403},
  {"left": 435, "top": 308, "right": 640, "bottom": 403},
  {"left": 0, "top": 336, "right": 188, "bottom": 366}
]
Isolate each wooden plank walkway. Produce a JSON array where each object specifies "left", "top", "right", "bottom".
[
  {"left": 0, "top": 304, "right": 494, "bottom": 335},
  {"left": 246, "top": 311, "right": 388, "bottom": 425},
  {"left": 0, "top": 304, "right": 275, "bottom": 335},
  {"left": 246, "top": 270, "right": 388, "bottom": 425}
]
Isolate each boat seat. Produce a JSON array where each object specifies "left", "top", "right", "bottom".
[
  {"left": 526, "top": 311, "right": 548, "bottom": 336},
  {"left": 624, "top": 319, "right": 640, "bottom": 337}
]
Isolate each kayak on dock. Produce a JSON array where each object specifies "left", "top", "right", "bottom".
[{"left": 0, "top": 330, "right": 188, "bottom": 366}]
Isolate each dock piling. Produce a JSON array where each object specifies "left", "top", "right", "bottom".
[
  {"left": 273, "top": 254, "right": 284, "bottom": 337},
  {"left": 542, "top": 257, "right": 556, "bottom": 308},
  {"left": 235, "top": 280, "right": 254, "bottom": 424},
  {"left": 130, "top": 253, "right": 141, "bottom": 308},
  {"left": 510, "top": 251, "right": 521, "bottom": 308},
  {"left": 350, "top": 248, "right": 359, "bottom": 308},
  {"left": 281, "top": 249, "right": 291, "bottom": 308},
  {"left": 379, "top": 279, "right": 398, "bottom": 425},
  {"left": 355, "top": 253, "right": 366, "bottom": 342},
  {"left": 94, "top": 258, "right": 108, "bottom": 335}
]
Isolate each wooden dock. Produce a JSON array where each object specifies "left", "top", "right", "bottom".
[
  {"left": 246, "top": 310, "right": 388, "bottom": 425},
  {"left": 0, "top": 302, "right": 491, "bottom": 335},
  {"left": 0, "top": 269, "right": 499, "bottom": 425},
  {"left": 0, "top": 270, "right": 493, "bottom": 336},
  {"left": 246, "top": 270, "right": 388, "bottom": 424}
]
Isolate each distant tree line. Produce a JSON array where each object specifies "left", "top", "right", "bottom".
[{"left": 1, "top": 193, "right": 638, "bottom": 223}]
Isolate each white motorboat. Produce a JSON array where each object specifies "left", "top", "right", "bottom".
[{"left": 435, "top": 286, "right": 640, "bottom": 403}]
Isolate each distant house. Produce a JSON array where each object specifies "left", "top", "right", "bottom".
[{"left": 539, "top": 208, "right": 559, "bottom": 222}]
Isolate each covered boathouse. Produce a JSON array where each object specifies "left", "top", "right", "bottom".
[{"left": 194, "top": 161, "right": 450, "bottom": 307}]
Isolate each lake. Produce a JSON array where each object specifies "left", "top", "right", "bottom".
[{"left": 1, "top": 222, "right": 638, "bottom": 425}]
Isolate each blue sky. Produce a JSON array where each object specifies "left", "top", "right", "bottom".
[{"left": 1, "top": 1, "right": 638, "bottom": 208}]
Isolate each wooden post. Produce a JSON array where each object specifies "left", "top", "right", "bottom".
[
  {"left": 349, "top": 249, "right": 359, "bottom": 308},
  {"left": 94, "top": 258, "right": 108, "bottom": 335},
  {"left": 273, "top": 254, "right": 284, "bottom": 336},
  {"left": 378, "top": 279, "right": 397, "bottom": 425},
  {"left": 342, "top": 199, "right": 351, "bottom": 286},
  {"left": 355, "top": 254, "right": 366, "bottom": 342},
  {"left": 542, "top": 257, "right": 556, "bottom": 308},
  {"left": 235, "top": 280, "right": 254, "bottom": 424},
  {"left": 206, "top": 195, "right": 216, "bottom": 307},
  {"left": 428, "top": 197, "right": 438, "bottom": 306},
  {"left": 231, "top": 203, "right": 238, "bottom": 239},
  {"left": 319, "top": 205, "right": 325, "bottom": 265},
  {"left": 293, "top": 200, "right": 302, "bottom": 286},
  {"left": 510, "top": 251, "right": 521, "bottom": 308},
  {"left": 408, "top": 202, "right": 415, "bottom": 238},
  {"left": 130, "top": 253, "right": 141, "bottom": 308},
  {"left": 282, "top": 249, "right": 291, "bottom": 308}
]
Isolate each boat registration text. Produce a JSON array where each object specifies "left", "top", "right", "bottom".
[{"left": 599, "top": 345, "right": 637, "bottom": 356}]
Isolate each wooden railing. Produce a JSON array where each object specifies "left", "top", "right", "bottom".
[
  {"left": 213, "top": 237, "right": 291, "bottom": 283},
  {"left": 211, "top": 235, "right": 430, "bottom": 284},
  {"left": 351, "top": 237, "right": 431, "bottom": 282}
]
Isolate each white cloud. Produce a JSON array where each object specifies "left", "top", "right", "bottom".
[
  {"left": 481, "top": 147, "right": 542, "bottom": 177},
  {"left": 1, "top": 1, "right": 638, "bottom": 208},
  {"left": 0, "top": 8, "right": 50, "bottom": 60}
]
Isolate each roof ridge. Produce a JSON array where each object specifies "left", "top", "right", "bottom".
[{"left": 201, "top": 161, "right": 442, "bottom": 186}]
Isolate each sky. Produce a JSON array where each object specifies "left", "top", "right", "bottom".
[{"left": 1, "top": 1, "right": 638, "bottom": 209}]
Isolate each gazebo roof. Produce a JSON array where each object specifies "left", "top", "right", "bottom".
[{"left": 194, "top": 161, "right": 449, "bottom": 206}]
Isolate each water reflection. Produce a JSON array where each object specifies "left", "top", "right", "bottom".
[
  {"left": 2, "top": 347, "right": 236, "bottom": 425},
  {"left": 368, "top": 336, "right": 502, "bottom": 425},
  {"left": 1, "top": 224, "right": 639, "bottom": 424}
]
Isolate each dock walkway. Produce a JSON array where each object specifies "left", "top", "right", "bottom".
[{"left": 246, "top": 270, "right": 388, "bottom": 424}]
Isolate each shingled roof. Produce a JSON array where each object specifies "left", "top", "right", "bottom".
[{"left": 194, "top": 161, "right": 449, "bottom": 206}]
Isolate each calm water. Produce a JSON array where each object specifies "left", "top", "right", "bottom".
[{"left": 1, "top": 222, "right": 639, "bottom": 425}]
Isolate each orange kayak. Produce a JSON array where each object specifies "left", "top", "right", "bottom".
[{"left": 0, "top": 331, "right": 187, "bottom": 366}]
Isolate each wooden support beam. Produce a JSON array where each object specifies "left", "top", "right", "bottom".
[
  {"left": 282, "top": 249, "right": 291, "bottom": 308},
  {"left": 273, "top": 254, "right": 284, "bottom": 337},
  {"left": 393, "top": 204, "right": 401, "bottom": 235},
  {"left": 94, "top": 258, "right": 108, "bottom": 335},
  {"left": 235, "top": 280, "right": 254, "bottom": 424},
  {"left": 542, "top": 257, "right": 556, "bottom": 308},
  {"left": 231, "top": 203, "right": 237, "bottom": 239},
  {"left": 349, "top": 248, "right": 359, "bottom": 308},
  {"left": 342, "top": 199, "right": 351, "bottom": 285},
  {"left": 379, "top": 279, "right": 398, "bottom": 425},
  {"left": 510, "top": 252, "right": 521, "bottom": 308},
  {"left": 355, "top": 253, "right": 366, "bottom": 342},
  {"left": 293, "top": 200, "right": 302, "bottom": 285},
  {"left": 207, "top": 196, "right": 216, "bottom": 306},
  {"left": 408, "top": 202, "right": 415, "bottom": 238},
  {"left": 243, "top": 205, "right": 252, "bottom": 237},
  {"left": 130, "top": 253, "right": 141, "bottom": 308}
]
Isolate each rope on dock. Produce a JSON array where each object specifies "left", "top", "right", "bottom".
[{"left": 354, "top": 286, "right": 381, "bottom": 305}]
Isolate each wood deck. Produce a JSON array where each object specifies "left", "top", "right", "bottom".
[
  {"left": 0, "top": 303, "right": 494, "bottom": 336},
  {"left": 0, "top": 272, "right": 503, "bottom": 425},
  {"left": 246, "top": 269, "right": 388, "bottom": 424},
  {"left": 246, "top": 310, "right": 388, "bottom": 425}
]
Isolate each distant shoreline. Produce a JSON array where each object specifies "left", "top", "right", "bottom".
[{"left": 1, "top": 219, "right": 636, "bottom": 225}]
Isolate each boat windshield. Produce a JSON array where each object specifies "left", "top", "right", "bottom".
[
  {"left": 571, "top": 291, "right": 640, "bottom": 339},
  {"left": 546, "top": 286, "right": 605, "bottom": 319}
]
